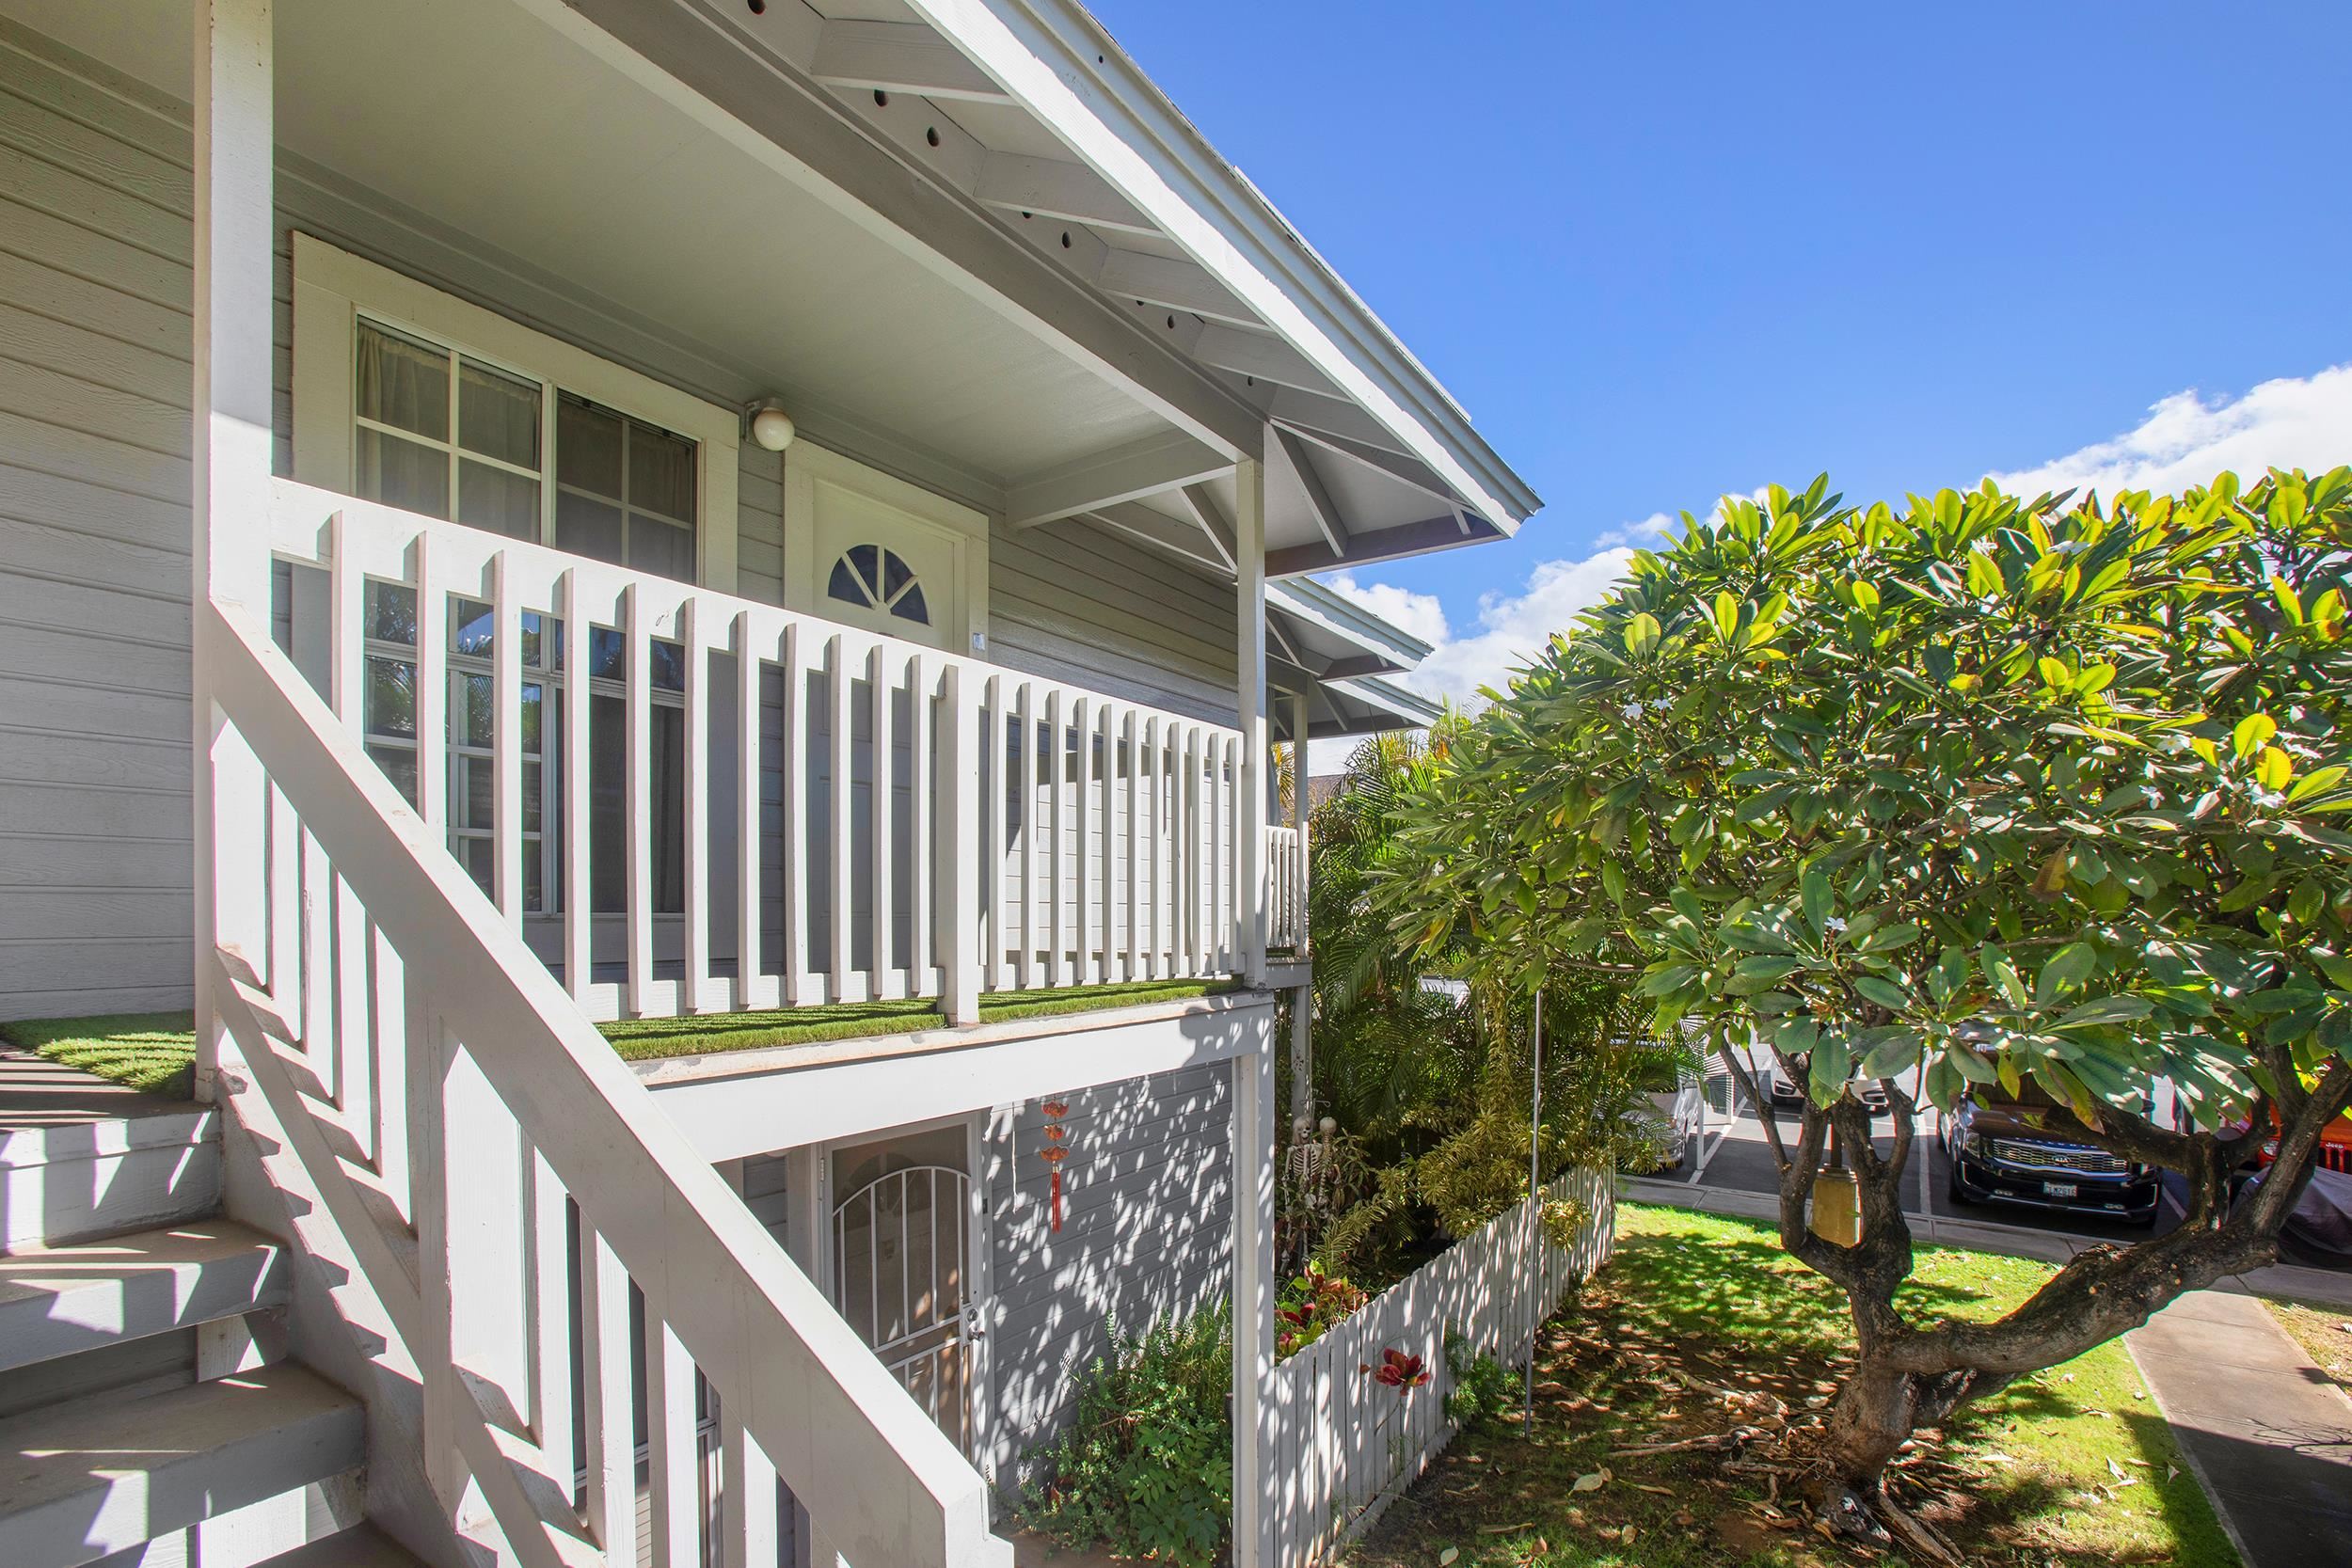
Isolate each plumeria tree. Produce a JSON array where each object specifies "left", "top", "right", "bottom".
[{"left": 1376, "top": 468, "right": 2352, "bottom": 1559}]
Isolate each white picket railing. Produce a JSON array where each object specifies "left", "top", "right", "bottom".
[
  {"left": 1266, "top": 825, "right": 1306, "bottom": 953},
  {"left": 1267, "top": 1168, "right": 1614, "bottom": 1568},
  {"left": 265, "top": 477, "right": 1246, "bottom": 1024},
  {"left": 201, "top": 595, "right": 1013, "bottom": 1567}
]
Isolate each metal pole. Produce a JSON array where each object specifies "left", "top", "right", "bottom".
[{"left": 1523, "top": 984, "right": 1543, "bottom": 1428}]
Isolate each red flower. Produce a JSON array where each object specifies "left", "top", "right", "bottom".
[{"left": 1365, "top": 1348, "right": 1428, "bottom": 1392}]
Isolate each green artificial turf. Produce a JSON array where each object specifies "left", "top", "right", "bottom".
[
  {"left": 0, "top": 1011, "right": 199, "bottom": 1099},
  {"left": 1, "top": 979, "right": 1234, "bottom": 1089},
  {"left": 599, "top": 977, "right": 1237, "bottom": 1061}
]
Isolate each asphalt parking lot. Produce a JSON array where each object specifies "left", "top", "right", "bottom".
[{"left": 1655, "top": 1064, "right": 2349, "bottom": 1265}]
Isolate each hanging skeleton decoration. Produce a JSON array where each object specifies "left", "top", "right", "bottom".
[{"left": 1038, "top": 1099, "right": 1072, "bottom": 1232}]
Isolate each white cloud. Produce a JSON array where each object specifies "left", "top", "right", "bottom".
[
  {"left": 1325, "top": 548, "right": 1637, "bottom": 712},
  {"left": 1308, "top": 364, "right": 2352, "bottom": 778},
  {"left": 1988, "top": 364, "right": 2352, "bottom": 499}
]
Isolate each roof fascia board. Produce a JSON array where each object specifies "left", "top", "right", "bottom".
[
  {"left": 900, "top": 0, "right": 1539, "bottom": 527},
  {"left": 1264, "top": 578, "right": 1432, "bottom": 666}
]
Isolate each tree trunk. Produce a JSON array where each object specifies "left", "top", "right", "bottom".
[{"left": 1822, "top": 1357, "right": 1917, "bottom": 1491}]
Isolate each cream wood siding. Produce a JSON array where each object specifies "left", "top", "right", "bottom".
[{"left": 0, "top": 24, "right": 1230, "bottom": 1019}]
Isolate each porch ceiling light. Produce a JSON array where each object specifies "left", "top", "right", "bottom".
[{"left": 747, "top": 399, "right": 797, "bottom": 452}]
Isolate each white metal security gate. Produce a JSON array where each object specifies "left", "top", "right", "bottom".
[{"left": 832, "top": 1164, "right": 973, "bottom": 1453}]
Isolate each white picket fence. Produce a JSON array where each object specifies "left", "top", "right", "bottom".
[{"left": 1266, "top": 1167, "right": 1614, "bottom": 1568}]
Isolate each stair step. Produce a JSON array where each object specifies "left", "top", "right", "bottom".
[
  {"left": 0, "top": 1361, "right": 364, "bottom": 1568},
  {"left": 253, "top": 1524, "right": 431, "bottom": 1568},
  {"left": 1, "top": 1109, "right": 221, "bottom": 1254},
  {"left": 0, "top": 1219, "right": 286, "bottom": 1373}
]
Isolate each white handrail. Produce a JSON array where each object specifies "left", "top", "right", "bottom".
[
  {"left": 268, "top": 478, "right": 1246, "bottom": 1022},
  {"left": 204, "top": 594, "right": 1010, "bottom": 1567}
]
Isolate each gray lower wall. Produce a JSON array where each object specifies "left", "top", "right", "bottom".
[
  {"left": 0, "top": 20, "right": 1239, "bottom": 1021},
  {"left": 981, "top": 1061, "right": 1232, "bottom": 1490}
]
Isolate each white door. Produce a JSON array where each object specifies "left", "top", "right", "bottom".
[
  {"left": 804, "top": 468, "right": 970, "bottom": 654},
  {"left": 827, "top": 1126, "right": 982, "bottom": 1455}
]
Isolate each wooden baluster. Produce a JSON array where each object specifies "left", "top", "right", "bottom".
[
  {"left": 1096, "top": 702, "right": 1116, "bottom": 987},
  {"left": 682, "top": 598, "right": 711, "bottom": 1012},
  {"left": 1205, "top": 734, "right": 1225, "bottom": 972},
  {"left": 906, "top": 652, "right": 931, "bottom": 997},
  {"left": 268, "top": 784, "right": 298, "bottom": 1006},
  {"left": 1070, "top": 694, "right": 1089, "bottom": 989},
  {"left": 868, "top": 643, "right": 892, "bottom": 1000},
  {"left": 1184, "top": 726, "right": 1203, "bottom": 976},
  {"left": 624, "top": 586, "right": 654, "bottom": 1017},
  {"left": 405, "top": 1001, "right": 461, "bottom": 1506},
  {"left": 493, "top": 552, "right": 523, "bottom": 932},
  {"left": 559, "top": 569, "right": 593, "bottom": 1008},
  {"left": 372, "top": 927, "right": 409, "bottom": 1223},
  {"left": 982, "top": 673, "right": 1006, "bottom": 994},
  {"left": 1123, "top": 710, "right": 1141, "bottom": 984},
  {"left": 528, "top": 1145, "right": 574, "bottom": 1494},
  {"left": 334, "top": 872, "right": 373, "bottom": 1158},
  {"left": 579, "top": 1227, "right": 638, "bottom": 1567},
  {"left": 944, "top": 664, "right": 981, "bottom": 1024},
  {"left": 414, "top": 532, "right": 447, "bottom": 832},
  {"left": 734, "top": 613, "right": 771, "bottom": 1010},
  {"left": 826, "top": 634, "right": 852, "bottom": 999},
  {"left": 645, "top": 1312, "right": 699, "bottom": 1568},
  {"left": 1142, "top": 717, "right": 1161, "bottom": 979},
  {"left": 327, "top": 509, "right": 364, "bottom": 737},
  {"left": 1046, "top": 689, "right": 1066, "bottom": 989},
  {"left": 300, "top": 827, "right": 331, "bottom": 1081},
  {"left": 780, "top": 624, "right": 810, "bottom": 1007},
  {"left": 721, "top": 1406, "right": 779, "bottom": 1568},
  {"left": 1016, "top": 681, "right": 1037, "bottom": 990}
]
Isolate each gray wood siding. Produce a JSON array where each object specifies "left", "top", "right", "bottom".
[
  {"left": 989, "top": 516, "right": 1240, "bottom": 730},
  {"left": 0, "top": 22, "right": 1232, "bottom": 1019},
  {"left": 983, "top": 1062, "right": 1232, "bottom": 1488}
]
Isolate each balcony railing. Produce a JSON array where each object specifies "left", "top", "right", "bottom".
[
  {"left": 1266, "top": 825, "right": 1306, "bottom": 954},
  {"left": 265, "top": 478, "right": 1248, "bottom": 1024}
]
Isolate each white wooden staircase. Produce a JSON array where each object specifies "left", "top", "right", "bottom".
[{"left": 0, "top": 1101, "right": 423, "bottom": 1567}]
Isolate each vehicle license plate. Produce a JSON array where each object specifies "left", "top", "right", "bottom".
[{"left": 2043, "top": 1181, "right": 2078, "bottom": 1198}]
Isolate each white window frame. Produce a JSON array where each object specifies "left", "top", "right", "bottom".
[
  {"left": 784, "top": 440, "right": 989, "bottom": 654},
  {"left": 290, "top": 231, "right": 740, "bottom": 592}
]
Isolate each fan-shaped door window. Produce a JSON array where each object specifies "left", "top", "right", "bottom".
[{"left": 827, "top": 543, "right": 930, "bottom": 626}]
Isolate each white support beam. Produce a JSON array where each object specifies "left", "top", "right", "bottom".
[
  {"left": 1266, "top": 512, "right": 1496, "bottom": 578},
  {"left": 810, "top": 19, "right": 1014, "bottom": 103},
  {"left": 1271, "top": 411, "right": 1468, "bottom": 513},
  {"left": 1235, "top": 454, "right": 1267, "bottom": 988},
  {"left": 1231, "top": 1038, "right": 1277, "bottom": 1568},
  {"left": 1271, "top": 425, "right": 1347, "bottom": 561},
  {"left": 1090, "top": 500, "right": 1230, "bottom": 575},
  {"left": 1095, "top": 248, "right": 1259, "bottom": 326},
  {"left": 193, "top": 0, "right": 277, "bottom": 1100},
  {"left": 973, "top": 151, "right": 1156, "bottom": 234},
  {"left": 1007, "top": 430, "right": 1232, "bottom": 529},
  {"left": 1192, "top": 324, "right": 1339, "bottom": 397},
  {"left": 1175, "top": 483, "right": 1238, "bottom": 566}
]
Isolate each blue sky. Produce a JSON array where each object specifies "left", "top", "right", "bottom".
[{"left": 1089, "top": 1, "right": 2352, "bottom": 708}]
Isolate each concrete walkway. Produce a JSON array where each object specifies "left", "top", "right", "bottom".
[{"left": 2128, "top": 1288, "right": 2352, "bottom": 1568}]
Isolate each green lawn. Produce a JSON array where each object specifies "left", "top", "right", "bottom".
[
  {"left": 2, "top": 979, "right": 1234, "bottom": 1091},
  {"left": 1346, "top": 1202, "right": 2240, "bottom": 1568},
  {"left": 0, "top": 1012, "right": 199, "bottom": 1098}
]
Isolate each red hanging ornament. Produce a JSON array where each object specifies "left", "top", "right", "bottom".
[{"left": 1039, "top": 1100, "right": 1073, "bottom": 1231}]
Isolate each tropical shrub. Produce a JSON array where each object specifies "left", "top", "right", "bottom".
[
  {"left": 1275, "top": 1262, "right": 1369, "bottom": 1358},
  {"left": 1442, "top": 1331, "right": 1518, "bottom": 1427},
  {"left": 1016, "top": 1307, "right": 1232, "bottom": 1568},
  {"left": 1377, "top": 468, "right": 2352, "bottom": 1562}
]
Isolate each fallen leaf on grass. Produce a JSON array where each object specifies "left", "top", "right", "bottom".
[
  {"left": 1437, "top": 1549, "right": 1457, "bottom": 1566},
  {"left": 2167, "top": 1464, "right": 2181, "bottom": 1483},
  {"left": 1571, "top": 1466, "right": 1612, "bottom": 1493},
  {"left": 1629, "top": 1481, "right": 1677, "bottom": 1496},
  {"left": 1474, "top": 1522, "right": 1533, "bottom": 1536}
]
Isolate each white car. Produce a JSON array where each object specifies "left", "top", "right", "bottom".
[{"left": 1641, "top": 1059, "right": 1706, "bottom": 1172}]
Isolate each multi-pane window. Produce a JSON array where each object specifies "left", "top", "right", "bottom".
[
  {"left": 357, "top": 580, "right": 685, "bottom": 917},
  {"left": 351, "top": 318, "right": 699, "bottom": 582}
]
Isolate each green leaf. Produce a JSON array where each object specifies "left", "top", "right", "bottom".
[
  {"left": 2034, "top": 942, "right": 2097, "bottom": 1005},
  {"left": 1980, "top": 944, "right": 2028, "bottom": 1008},
  {"left": 1947, "top": 1045, "right": 1999, "bottom": 1085},
  {"left": 1852, "top": 974, "right": 1913, "bottom": 1013},
  {"left": 1624, "top": 612, "right": 1662, "bottom": 657},
  {"left": 1856, "top": 1028, "right": 1923, "bottom": 1079},
  {"left": 1802, "top": 863, "right": 1834, "bottom": 939},
  {"left": 1714, "top": 591, "right": 1740, "bottom": 640},
  {"left": 2053, "top": 995, "right": 2154, "bottom": 1028},
  {"left": 1854, "top": 920, "right": 1921, "bottom": 955},
  {"left": 2289, "top": 765, "right": 2346, "bottom": 803},
  {"left": 1808, "top": 1031, "right": 1851, "bottom": 1106},
  {"left": 2232, "top": 712, "right": 2277, "bottom": 760}
]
